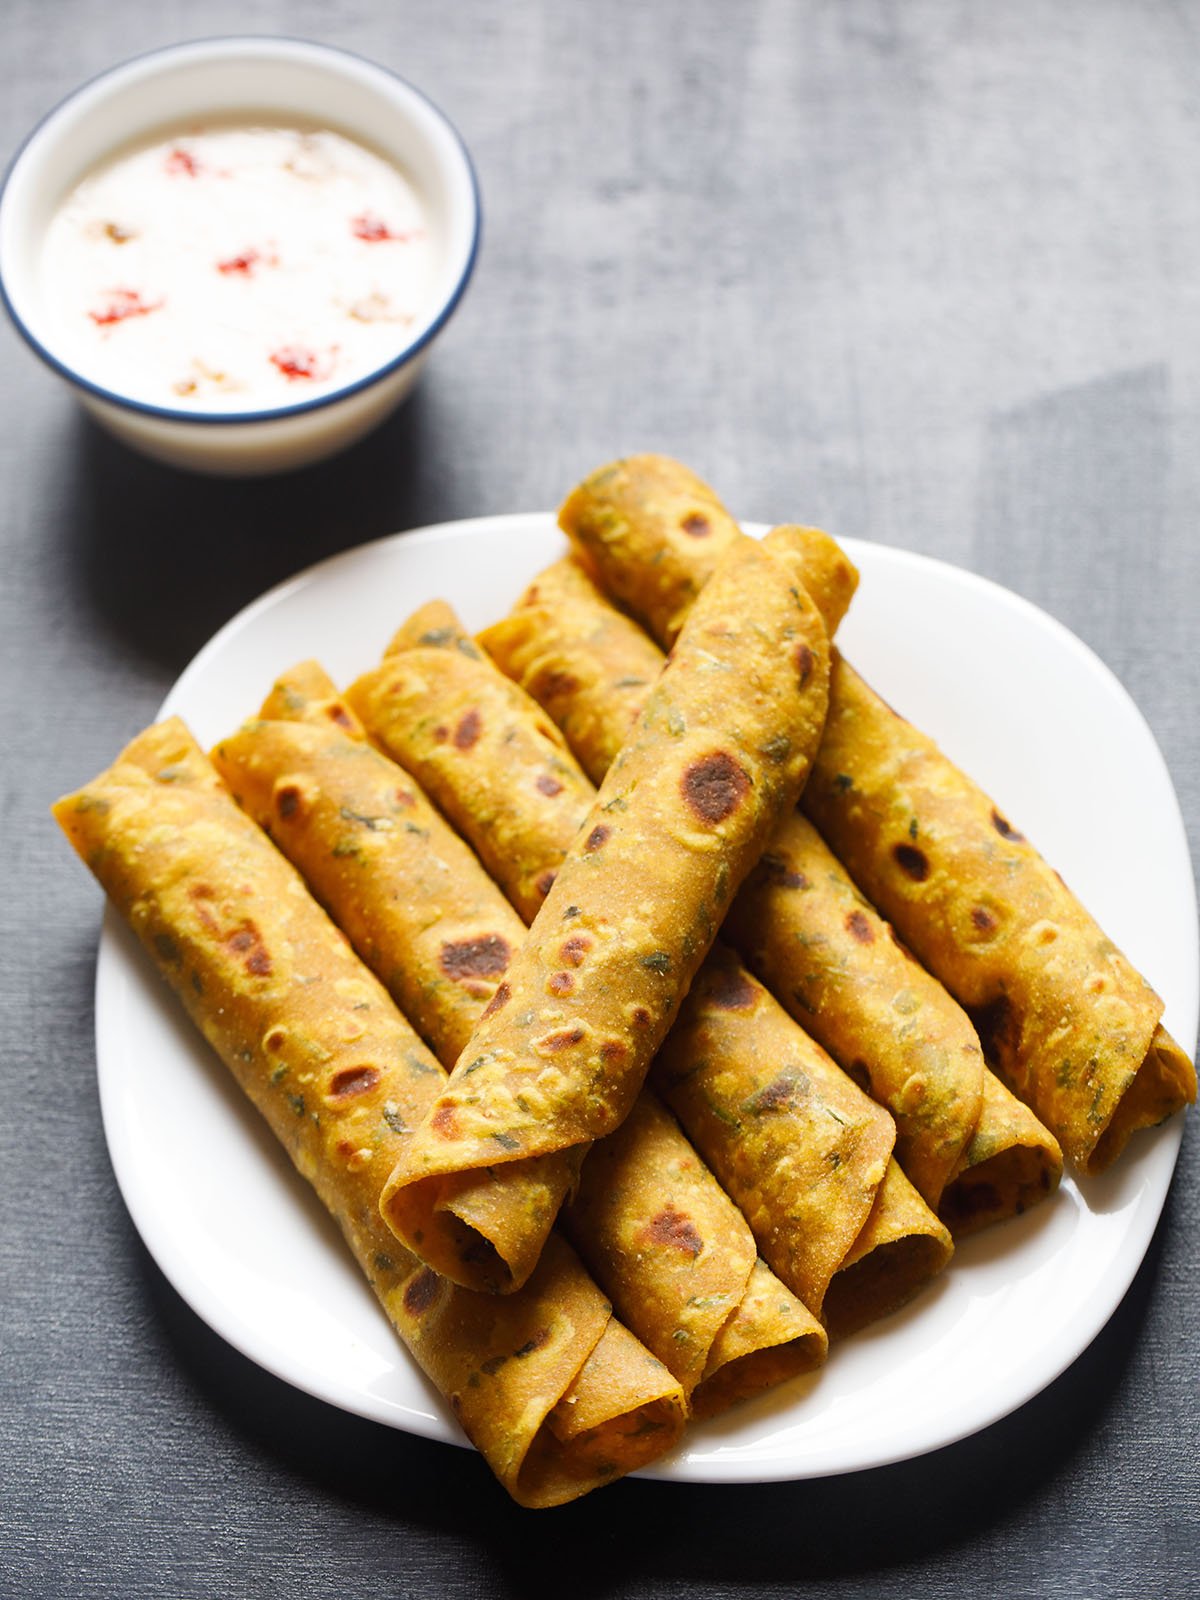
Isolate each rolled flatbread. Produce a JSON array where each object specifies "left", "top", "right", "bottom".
[
  {"left": 362, "top": 538, "right": 830, "bottom": 1292},
  {"left": 559, "top": 453, "right": 858, "bottom": 645},
  {"left": 802, "top": 656, "right": 1196, "bottom": 1173},
  {"left": 358, "top": 598, "right": 951, "bottom": 1327},
  {"left": 557, "top": 455, "right": 1193, "bottom": 1172},
  {"left": 215, "top": 671, "right": 828, "bottom": 1411},
  {"left": 652, "top": 945, "right": 936, "bottom": 1331},
  {"left": 485, "top": 550, "right": 1061, "bottom": 1224},
  {"left": 349, "top": 599, "right": 595, "bottom": 922},
  {"left": 54, "top": 720, "right": 686, "bottom": 1507},
  {"left": 726, "top": 811, "right": 1062, "bottom": 1219}
]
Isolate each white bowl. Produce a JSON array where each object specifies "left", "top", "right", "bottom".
[{"left": 0, "top": 38, "right": 480, "bottom": 475}]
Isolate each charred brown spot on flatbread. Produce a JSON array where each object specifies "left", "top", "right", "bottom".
[
  {"left": 794, "top": 643, "right": 816, "bottom": 686},
  {"left": 548, "top": 971, "right": 575, "bottom": 997},
  {"left": 747, "top": 1073, "right": 801, "bottom": 1115},
  {"left": 537, "top": 1026, "right": 586, "bottom": 1053},
  {"left": 432, "top": 724, "right": 449, "bottom": 743},
  {"left": 708, "top": 965, "right": 758, "bottom": 1011},
  {"left": 189, "top": 884, "right": 216, "bottom": 920},
  {"left": 632, "top": 1006, "right": 652, "bottom": 1029},
  {"left": 327, "top": 703, "right": 354, "bottom": 729},
  {"left": 394, "top": 787, "right": 415, "bottom": 808},
  {"left": 846, "top": 909, "right": 875, "bottom": 944},
  {"left": 644, "top": 1206, "right": 704, "bottom": 1257},
  {"left": 893, "top": 842, "right": 930, "bottom": 882},
  {"left": 585, "top": 824, "right": 611, "bottom": 852},
  {"left": 481, "top": 980, "right": 511, "bottom": 1018},
  {"left": 971, "top": 905, "right": 999, "bottom": 934},
  {"left": 560, "top": 934, "right": 591, "bottom": 967},
  {"left": 440, "top": 935, "right": 511, "bottom": 982},
  {"left": 403, "top": 1267, "right": 442, "bottom": 1315},
  {"left": 762, "top": 853, "right": 809, "bottom": 891},
  {"left": 431, "top": 1103, "right": 460, "bottom": 1137},
  {"left": 541, "top": 668, "right": 580, "bottom": 698},
  {"left": 454, "top": 709, "right": 482, "bottom": 750},
  {"left": 329, "top": 1065, "right": 380, "bottom": 1100},
  {"left": 536, "top": 773, "right": 564, "bottom": 797},
  {"left": 275, "top": 784, "right": 302, "bottom": 820},
  {"left": 535, "top": 869, "right": 557, "bottom": 897},
  {"left": 680, "top": 512, "right": 711, "bottom": 538},
  {"left": 226, "top": 921, "right": 271, "bottom": 977},
  {"left": 599, "top": 1039, "right": 628, "bottom": 1065},
  {"left": 514, "top": 1328, "right": 551, "bottom": 1358},
  {"left": 991, "top": 809, "right": 1024, "bottom": 842},
  {"left": 681, "top": 751, "right": 750, "bottom": 825}
]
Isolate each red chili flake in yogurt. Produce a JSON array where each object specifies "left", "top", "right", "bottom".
[
  {"left": 270, "top": 345, "right": 335, "bottom": 381},
  {"left": 88, "top": 288, "right": 163, "bottom": 326},
  {"left": 165, "top": 147, "right": 201, "bottom": 177},
  {"left": 351, "top": 212, "right": 419, "bottom": 243},
  {"left": 218, "top": 249, "right": 260, "bottom": 276}
]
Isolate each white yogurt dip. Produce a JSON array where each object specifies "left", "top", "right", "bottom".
[{"left": 38, "top": 122, "right": 440, "bottom": 411}]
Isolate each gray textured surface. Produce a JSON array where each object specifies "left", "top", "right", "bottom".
[{"left": 3, "top": 2, "right": 1198, "bottom": 1595}]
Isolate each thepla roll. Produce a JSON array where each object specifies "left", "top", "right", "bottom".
[
  {"left": 356, "top": 537, "right": 831, "bottom": 1290},
  {"left": 557, "top": 454, "right": 744, "bottom": 646},
  {"left": 249, "top": 664, "right": 514, "bottom": 1063},
  {"left": 371, "top": 600, "right": 951, "bottom": 1325},
  {"left": 558, "top": 454, "right": 859, "bottom": 646},
  {"left": 484, "top": 557, "right": 669, "bottom": 782},
  {"left": 480, "top": 520, "right": 856, "bottom": 786},
  {"left": 54, "top": 720, "right": 687, "bottom": 1507},
  {"left": 802, "top": 656, "right": 1196, "bottom": 1173},
  {"left": 214, "top": 668, "right": 828, "bottom": 1411},
  {"left": 653, "top": 945, "right": 942, "bottom": 1334},
  {"left": 212, "top": 686, "right": 574, "bottom": 1294},
  {"left": 560, "top": 1092, "right": 827, "bottom": 1414},
  {"left": 349, "top": 599, "right": 595, "bottom": 923},
  {"left": 725, "top": 812, "right": 1063, "bottom": 1220},
  {"left": 485, "top": 551, "right": 1061, "bottom": 1224},
  {"left": 560, "top": 456, "right": 1194, "bottom": 1172}
]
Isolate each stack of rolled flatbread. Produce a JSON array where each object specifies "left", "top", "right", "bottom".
[{"left": 56, "top": 454, "right": 1195, "bottom": 1506}]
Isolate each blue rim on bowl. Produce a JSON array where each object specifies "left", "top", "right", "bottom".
[{"left": 0, "top": 36, "right": 482, "bottom": 428}]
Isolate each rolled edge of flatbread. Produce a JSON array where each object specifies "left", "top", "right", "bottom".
[
  {"left": 654, "top": 946, "right": 953, "bottom": 1330},
  {"left": 564, "top": 1093, "right": 828, "bottom": 1414}
]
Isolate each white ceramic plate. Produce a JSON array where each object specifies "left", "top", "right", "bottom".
[{"left": 93, "top": 513, "right": 1198, "bottom": 1482}]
